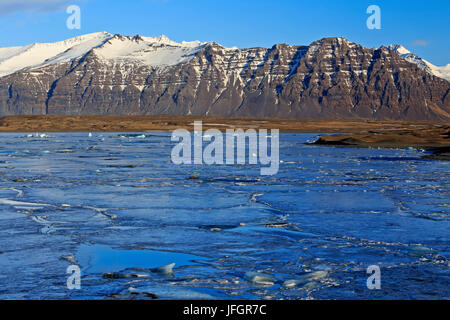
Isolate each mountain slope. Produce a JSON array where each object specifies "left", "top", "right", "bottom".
[
  {"left": 0, "top": 32, "right": 111, "bottom": 77},
  {"left": 0, "top": 33, "right": 449, "bottom": 120},
  {"left": 383, "top": 44, "right": 450, "bottom": 81}
]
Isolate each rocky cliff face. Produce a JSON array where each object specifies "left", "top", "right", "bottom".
[{"left": 0, "top": 33, "right": 449, "bottom": 120}]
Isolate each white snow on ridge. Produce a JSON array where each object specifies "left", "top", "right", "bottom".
[
  {"left": 94, "top": 35, "right": 206, "bottom": 67},
  {"left": 425, "top": 61, "right": 450, "bottom": 81},
  {"left": 0, "top": 32, "right": 111, "bottom": 77},
  {"left": 384, "top": 44, "right": 450, "bottom": 81},
  {"left": 386, "top": 44, "right": 411, "bottom": 55},
  {"left": 141, "top": 35, "right": 203, "bottom": 48},
  {"left": 0, "top": 32, "right": 207, "bottom": 78}
]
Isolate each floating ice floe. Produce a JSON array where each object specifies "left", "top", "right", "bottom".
[
  {"left": 302, "top": 270, "right": 329, "bottom": 281},
  {"left": 408, "top": 246, "right": 437, "bottom": 257},
  {"left": 120, "top": 286, "right": 215, "bottom": 300},
  {"left": 151, "top": 263, "right": 176, "bottom": 276},
  {"left": 282, "top": 279, "right": 308, "bottom": 288},
  {"left": 25, "top": 133, "right": 51, "bottom": 139},
  {"left": 60, "top": 255, "right": 77, "bottom": 264},
  {"left": 282, "top": 270, "right": 329, "bottom": 289},
  {"left": 244, "top": 272, "right": 275, "bottom": 286},
  {"left": 119, "top": 134, "right": 146, "bottom": 139}
]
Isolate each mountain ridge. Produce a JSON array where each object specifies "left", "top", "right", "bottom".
[
  {"left": 1, "top": 32, "right": 448, "bottom": 80},
  {"left": 0, "top": 33, "right": 449, "bottom": 120}
]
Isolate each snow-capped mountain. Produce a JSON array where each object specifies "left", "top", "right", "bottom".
[
  {"left": 0, "top": 32, "right": 206, "bottom": 78},
  {"left": 382, "top": 44, "right": 450, "bottom": 81},
  {"left": 0, "top": 33, "right": 449, "bottom": 120}
]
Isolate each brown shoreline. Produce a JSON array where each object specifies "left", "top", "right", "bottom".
[
  {"left": 0, "top": 115, "right": 449, "bottom": 133},
  {"left": 1, "top": 115, "right": 449, "bottom": 160}
]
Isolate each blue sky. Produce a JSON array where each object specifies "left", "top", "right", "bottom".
[{"left": 0, "top": 0, "right": 449, "bottom": 65}]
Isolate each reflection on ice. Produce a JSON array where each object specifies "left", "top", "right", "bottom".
[{"left": 76, "top": 244, "right": 203, "bottom": 274}]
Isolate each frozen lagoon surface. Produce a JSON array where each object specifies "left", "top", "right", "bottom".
[{"left": 0, "top": 132, "right": 448, "bottom": 300}]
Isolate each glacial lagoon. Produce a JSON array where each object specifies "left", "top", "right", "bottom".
[{"left": 0, "top": 133, "right": 448, "bottom": 299}]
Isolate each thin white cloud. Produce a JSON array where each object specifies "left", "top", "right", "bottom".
[
  {"left": 411, "top": 40, "right": 429, "bottom": 47},
  {"left": 0, "top": 0, "right": 77, "bottom": 15}
]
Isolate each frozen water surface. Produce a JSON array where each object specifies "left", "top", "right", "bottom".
[{"left": 0, "top": 133, "right": 448, "bottom": 300}]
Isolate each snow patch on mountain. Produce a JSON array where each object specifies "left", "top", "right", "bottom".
[{"left": 383, "top": 44, "right": 450, "bottom": 81}]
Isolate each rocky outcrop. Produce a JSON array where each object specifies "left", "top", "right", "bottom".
[{"left": 0, "top": 35, "right": 449, "bottom": 120}]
